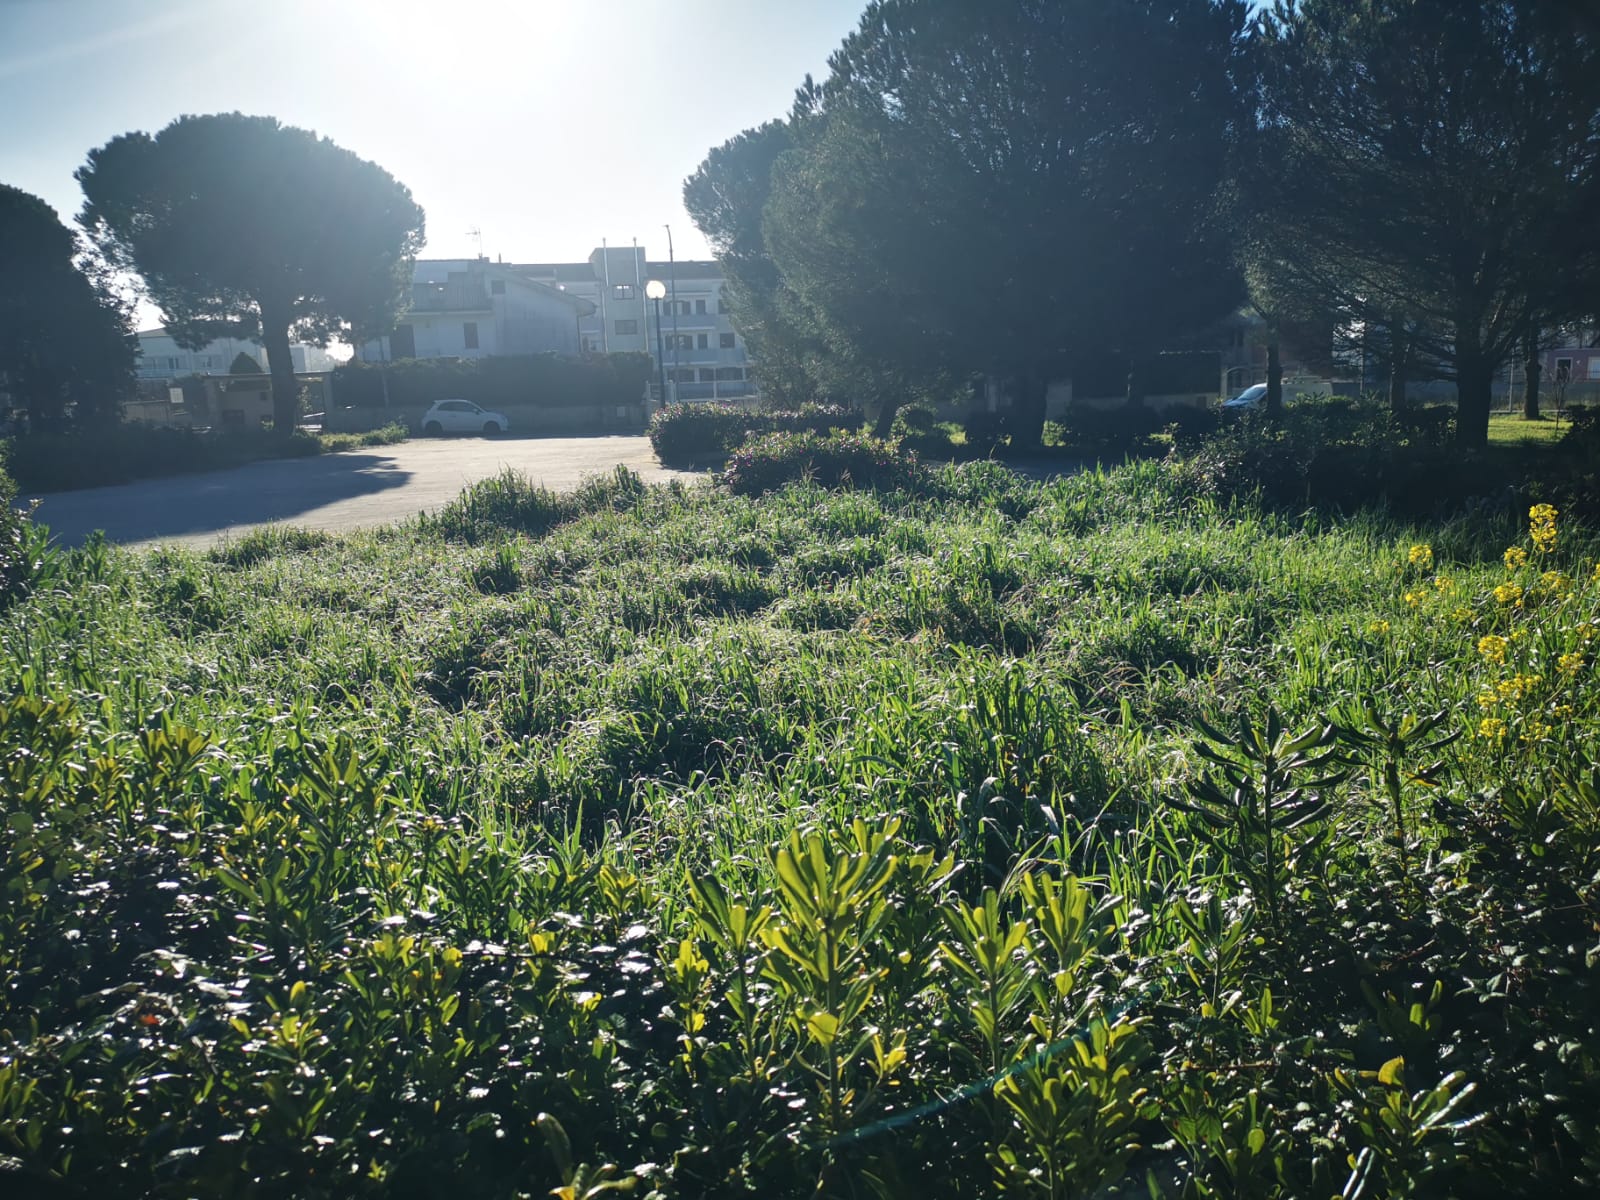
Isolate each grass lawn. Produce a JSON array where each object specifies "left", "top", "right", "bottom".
[
  {"left": 1, "top": 459, "right": 1596, "bottom": 1197},
  {"left": 1487, "top": 408, "right": 1573, "bottom": 447}
]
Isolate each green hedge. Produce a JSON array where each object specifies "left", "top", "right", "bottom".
[
  {"left": 648, "top": 402, "right": 863, "bottom": 467},
  {"left": 4, "top": 423, "right": 407, "bottom": 494},
  {"left": 330, "top": 353, "right": 653, "bottom": 410},
  {"left": 722, "top": 429, "right": 923, "bottom": 496}
]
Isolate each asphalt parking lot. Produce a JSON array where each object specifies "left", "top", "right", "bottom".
[{"left": 25, "top": 435, "right": 696, "bottom": 550}]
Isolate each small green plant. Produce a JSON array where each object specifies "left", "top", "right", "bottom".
[{"left": 1172, "top": 707, "right": 1347, "bottom": 929}]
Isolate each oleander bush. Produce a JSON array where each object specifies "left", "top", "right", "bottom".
[{"left": 1, "top": 457, "right": 1598, "bottom": 1198}]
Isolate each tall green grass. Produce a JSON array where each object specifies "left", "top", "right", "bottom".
[{"left": 0, "top": 458, "right": 1594, "bottom": 1197}]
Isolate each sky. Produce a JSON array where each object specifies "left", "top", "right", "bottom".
[{"left": 0, "top": 0, "right": 866, "bottom": 323}]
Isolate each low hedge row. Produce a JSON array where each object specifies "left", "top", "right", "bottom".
[
  {"left": 5, "top": 422, "right": 408, "bottom": 494},
  {"left": 721, "top": 429, "right": 922, "bottom": 496},
  {"left": 330, "top": 353, "right": 653, "bottom": 411},
  {"left": 648, "top": 402, "right": 862, "bottom": 467}
]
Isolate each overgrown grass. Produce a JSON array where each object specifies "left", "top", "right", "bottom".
[
  {"left": 316, "top": 420, "right": 409, "bottom": 453},
  {"left": 1, "top": 459, "right": 1596, "bottom": 1197}
]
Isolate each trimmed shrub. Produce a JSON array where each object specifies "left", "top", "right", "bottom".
[
  {"left": 649, "top": 403, "right": 862, "bottom": 468},
  {"left": 648, "top": 403, "right": 759, "bottom": 467},
  {"left": 767, "top": 402, "right": 864, "bottom": 436},
  {"left": 722, "top": 430, "right": 921, "bottom": 496}
]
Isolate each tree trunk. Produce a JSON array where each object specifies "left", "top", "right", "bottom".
[
  {"left": 1523, "top": 329, "right": 1542, "bottom": 421},
  {"left": 1011, "top": 373, "right": 1047, "bottom": 451},
  {"left": 1125, "top": 360, "right": 1146, "bottom": 409},
  {"left": 1265, "top": 338, "right": 1283, "bottom": 419},
  {"left": 873, "top": 396, "right": 902, "bottom": 439},
  {"left": 1455, "top": 361, "right": 1493, "bottom": 450},
  {"left": 1388, "top": 330, "right": 1410, "bottom": 413},
  {"left": 259, "top": 305, "right": 299, "bottom": 436}
]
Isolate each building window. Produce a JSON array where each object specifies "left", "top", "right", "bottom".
[
  {"left": 672, "top": 368, "right": 696, "bottom": 384},
  {"left": 696, "top": 333, "right": 709, "bottom": 350},
  {"left": 613, "top": 284, "right": 635, "bottom": 300},
  {"left": 1589, "top": 358, "right": 1600, "bottom": 382},
  {"left": 720, "top": 332, "right": 735, "bottom": 349},
  {"left": 491, "top": 279, "right": 506, "bottom": 295},
  {"left": 463, "top": 322, "right": 480, "bottom": 349},
  {"left": 582, "top": 336, "right": 595, "bottom": 353},
  {"left": 699, "top": 369, "right": 716, "bottom": 382},
  {"left": 676, "top": 300, "right": 691, "bottom": 316},
  {"left": 167, "top": 357, "right": 181, "bottom": 370},
  {"left": 615, "top": 319, "right": 639, "bottom": 335},
  {"left": 1556, "top": 358, "right": 1573, "bottom": 383},
  {"left": 695, "top": 299, "right": 707, "bottom": 314},
  {"left": 671, "top": 334, "right": 694, "bottom": 351}
]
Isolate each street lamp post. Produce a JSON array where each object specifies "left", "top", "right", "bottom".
[{"left": 645, "top": 279, "right": 668, "bottom": 404}]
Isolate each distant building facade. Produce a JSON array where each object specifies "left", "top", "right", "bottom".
[
  {"left": 136, "top": 328, "right": 338, "bottom": 380},
  {"left": 516, "top": 246, "right": 756, "bottom": 400},
  {"left": 357, "top": 260, "right": 594, "bottom": 364}
]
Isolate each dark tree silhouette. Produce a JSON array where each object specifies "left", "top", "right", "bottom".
[
  {"left": 1254, "top": 0, "right": 1600, "bottom": 448},
  {"left": 0, "top": 184, "right": 134, "bottom": 427},
  {"left": 77, "top": 113, "right": 424, "bottom": 435},
  {"left": 746, "top": 0, "right": 1248, "bottom": 447}
]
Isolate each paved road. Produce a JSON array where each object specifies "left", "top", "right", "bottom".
[{"left": 25, "top": 435, "right": 696, "bottom": 550}]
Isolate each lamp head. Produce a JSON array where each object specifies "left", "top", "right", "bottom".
[{"left": 645, "top": 279, "right": 667, "bottom": 300}]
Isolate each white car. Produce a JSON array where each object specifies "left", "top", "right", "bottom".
[{"left": 421, "top": 399, "right": 510, "bottom": 436}]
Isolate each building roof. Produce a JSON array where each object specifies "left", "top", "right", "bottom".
[
  {"left": 646, "top": 260, "right": 722, "bottom": 281},
  {"left": 404, "top": 260, "right": 596, "bottom": 316}
]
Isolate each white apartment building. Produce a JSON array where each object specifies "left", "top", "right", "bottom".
[
  {"left": 136, "top": 328, "right": 339, "bottom": 380},
  {"left": 516, "top": 245, "right": 756, "bottom": 400},
  {"left": 357, "top": 260, "right": 594, "bottom": 363}
]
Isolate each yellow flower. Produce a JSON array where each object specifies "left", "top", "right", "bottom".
[
  {"left": 1477, "top": 691, "right": 1499, "bottom": 710},
  {"left": 1505, "top": 547, "right": 1529, "bottom": 570},
  {"left": 1493, "top": 583, "right": 1522, "bottom": 606},
  {"left": 1478, "top": 717, "right": 1507, "bottom": 740},
  {"left": 1559, "top": 652, "right": 1584, "bottom": 675},
  {"left": 1435, "top": 577, "right": 1453, "bottom": 592},
  {"left": 1541, "top": 571, "right": 1573, "bottom": 597},
  {"left": 1592, "top": 561, "right": 1600, "bottom": 583},
  {"left": 1367, "top": 619, "right": 1391, "bottom": 635},
  {"left": 1478, "top": 634, "right": 1508, "bottom": 664},
  {"left": 1520, "top": 720, "right": 1552, "bottom": 743},
  {"left": 1451, "top": 606, "right": 1473, "bottom": 623},
  {"left": 1408, "top": 544, "right": 1433, "bottom": 569},
  {"left": 1404, "top": 590, "right": 1424, "bottom": 608},
  {"left": 1494, "top": 672, "right": 1542, "bottom": 702},
  {"left": 1529, "top": 504, "right": 1558, "bottom": 552}
]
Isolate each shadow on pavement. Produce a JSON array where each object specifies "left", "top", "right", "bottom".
[{"left": 29, "top": 451, "right": 413, "bottom": 547}]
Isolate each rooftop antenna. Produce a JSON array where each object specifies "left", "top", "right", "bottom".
[{"left": 466, "top": 226, "right": 484, "bottom": 259}]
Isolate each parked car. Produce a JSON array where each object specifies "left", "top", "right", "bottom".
[
  {"left": 1221, "top": 383, "right": 1268, "bottom": 411},
  {"left": 421, "top": 399, "right": 510, "bottom": 436}
]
